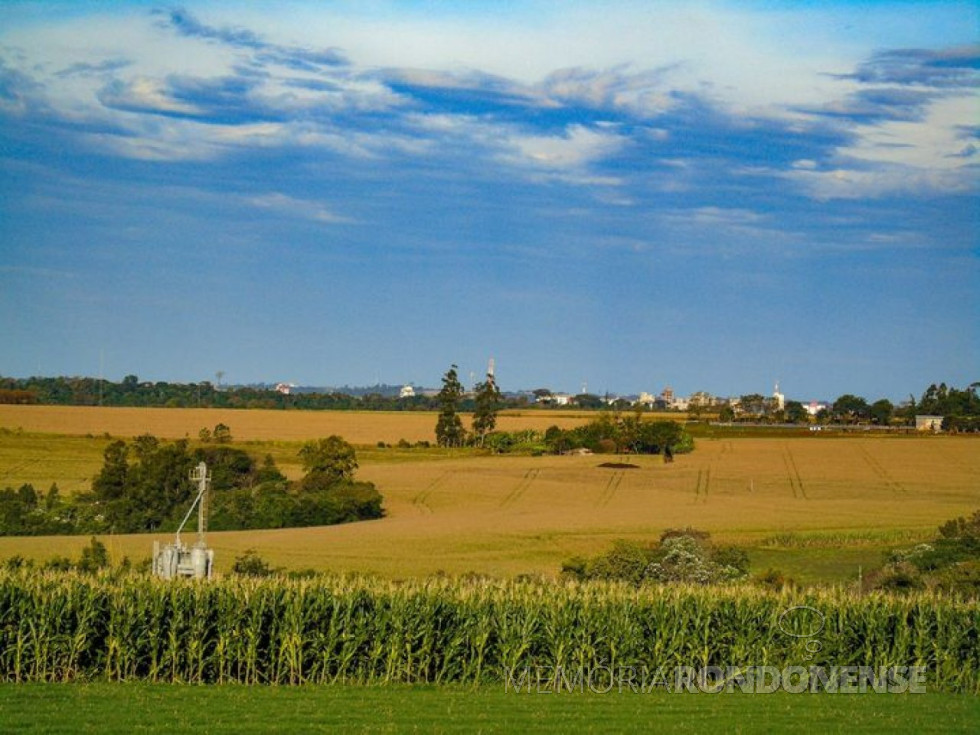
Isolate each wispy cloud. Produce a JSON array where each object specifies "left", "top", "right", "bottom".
[
  {"left": 161, "top": 7, "right": 348, "bottom": 68},
  {"left": 841, "top": 45, "right": 980, "bottom": 88},
  {"left": 245, "top": 193, "right": 354, "bottom": 224}
]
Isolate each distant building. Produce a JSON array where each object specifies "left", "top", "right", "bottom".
[
  {"left": 274, "top": 383, "right": 294, "bottom": 395},
  {"left": 671, "top": 396, "right": 690, "bottom": 411},
  {"left": 915, "top": 415, "right": 944, "bottom": 432},
  {"left": 535, "top": 392, "right": 572, "bottom": 406},
  {"left": 772, "top": 383, "right": 785, "bottom": 411},
  {"left": 688, "top": 391, "right": 714, "bottom": 408},
  {"left": 805, "top": 401, "right": 831, "bottom": 416},
  {"left": 399, "top": 385, "right": 416, "bottom": 399}
]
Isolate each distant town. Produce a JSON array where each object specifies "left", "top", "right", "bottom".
[{"left": 2, "top": 374, "right": 977, "bottom": 431}]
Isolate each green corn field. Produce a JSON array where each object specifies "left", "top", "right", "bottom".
[{"left": 0, "top": 570, "right": 977, "bottom": 691}]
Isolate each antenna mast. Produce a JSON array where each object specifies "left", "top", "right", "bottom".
[{"left": 153, "top": 461, "right": 214, "bottom": 579}]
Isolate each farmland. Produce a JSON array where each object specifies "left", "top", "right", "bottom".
[
  {"left": 1, "top": 572, "right": 978, "bottom": 689},
  {"left": 1, "top": 405, "right": 979, "bottom": 728},
  {"left": 0, "top": 404, "right": 601, "bottom": 444},
  {"left": 0, "top": 406, "right": 977, "bottom": 581}
]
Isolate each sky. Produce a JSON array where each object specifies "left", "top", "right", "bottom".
[{"left": 1, "top": 1, "right": 977, "bottom": 401}]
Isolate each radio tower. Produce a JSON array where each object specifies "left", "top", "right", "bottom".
[{"left": 488, "top": 357, "right": 495, "bottom": 381}]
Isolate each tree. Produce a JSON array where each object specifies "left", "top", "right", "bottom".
[
  {"left": 573, "top": 393, "right": 604, "bottom": 410},
  {"left": 832, "top": 394, "right": 870, "bottom": 423},
  {"left": 784, "top": 401, "right": 808, "bottom": 424},
  {"left": 299, "top": 436, "right": 358, "bottom": 490},
  {"left": 738, "top": 394, "right": 766, "bottom": 418},
  {"left": 77, "top": 537, "right": 110, "bottom": 574},
  {"left": 92, "top": 441, "right": 129, "bottom": 502},
  {"left": 870, "top": 398, "right": 894, "bottom": 426},
  {"left": 435, "top": 364, "right": 466, "bottom": 447},
  {"left": 231, "top": 549, "right": 275, "bottom": 577},
  {"left": 472, "top": 373, "right": 502, "bottom": 446}
]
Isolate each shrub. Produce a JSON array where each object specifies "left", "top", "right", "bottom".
[
  {"left": 563, "top": 531, "right": 749, "bottom": 586},
  {"left": 231, "top": 549, "right": 276, "bottom": 577}
]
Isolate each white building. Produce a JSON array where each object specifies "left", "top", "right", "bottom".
[
  {"left": 772, "top": 383, "right": 785, "bottom": 411},
  {"left": 399, "top": 385, "right": 416, "bottom": 399},
  {"left": 915, "top": 415, "right": 943, "bottom": 432}
]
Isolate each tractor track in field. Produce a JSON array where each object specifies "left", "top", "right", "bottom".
[
  {"left": 500, "top": 468, "right": 540, "bottom": 508},
  {"left": 693, "top": 467, "right": 711, "bottom": 504},
  {"left": 0, "top": 459, "right": 35, "bottom": 483},
  {"left": 597, "top": 471, "right": 624, "bottom": 506},
  {"left": 782, "top": 445, "right": 808, "bottom": 500},
  {"left": 857, "top": 444, "right": 906, "bottom": 495},
  {"left": 412, "top": 473, "right": 450, "bottom": 514}
]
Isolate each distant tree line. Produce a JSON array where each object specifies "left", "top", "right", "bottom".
[
  {"left": 2, "top": 375, "right": 976, "bottom": 429},
  {"left": 715, "top": 382, "right": 979, "bottom": 430},
  {"left": 0, "top": 434, "right": 383, "bottom": 536},
  {"left": 0, "top": 374, "right": 532, "bottom": 412}
]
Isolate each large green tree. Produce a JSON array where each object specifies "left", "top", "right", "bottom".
[
  {"left": 299, "top": 435, "right": 358, "bottom": 490},
  {"left": 832, "top": 394, "right": 870, "bottom": 423},
  {"left": 471, "top": 373, "right": 501, "bottom": 446},
  {"left": 435, "top": 364, "right": 466, "bottom": 447},
  {"left": 870, "top": 398, "right": 894, "bottom": 426}
]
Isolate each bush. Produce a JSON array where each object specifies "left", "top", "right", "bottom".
[
  {"left": 753, "top": 568, "right": 797, "bottom": 591},
  {"left": 232, "top": 549, "right": 276, "bottom": 577},
  {"left": 562, "top": 531, "right": 749, "bottom": 586},
  {"left": 871, "top": 509, "right": 980, "bottom": 596},
  {"left": 77, "top": 537, "right": 110, "bottom": 574}
]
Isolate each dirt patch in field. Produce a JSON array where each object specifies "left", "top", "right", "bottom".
[{"left": 597, "top": 462, "right": 640, "bottom": 469}]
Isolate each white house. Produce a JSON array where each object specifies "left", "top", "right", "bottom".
[{"left": 915, "top": 415, "right": 943, "bottom": 432}]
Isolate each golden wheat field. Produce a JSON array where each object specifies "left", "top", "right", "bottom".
[
  {"left": 1, "top": 406, "right": 978, "bottom": 579},
  {"left": 0, "top": 405, "right": 599, "bottom": 444}
]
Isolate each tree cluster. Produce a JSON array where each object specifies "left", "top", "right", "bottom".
[
  {"left": 0, "top": 374, "right": 529, "bottom": 412},
  {"left": 434, "top": 365, "right": 502, "bottom": 448},
  {"left": 542, "top": 413, "right": 694, "bottom": 455},
  {"left": 868, "top": 509, "right": 980, "bottom": 597},
  {"left": 910, "top": 383, "right": 980, "bottom": 432},
  {"left": 562, "top": 530, "right": 749, "bottom": 586},
  {"left": 1, "top": 536, "right": 118, "bottom": 575},
  {"left": 0, "top": 434, "right": 383, "bottom": 536}
]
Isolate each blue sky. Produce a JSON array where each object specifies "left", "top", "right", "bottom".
[{"left": 1, "top": 1, "right": 977, "bottom": 401}]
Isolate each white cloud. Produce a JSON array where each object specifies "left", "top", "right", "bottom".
[
  {"left": 2, "top": 2, "right": 976, "bottom": 199},
  {"left": 838, "top": 95, "right": 980, "bottom": 170},
  {"left": 502, "top": 124, "right": 626, "bottom": 170},
  {"left": 246, "top": 193, "right": 353, "bottom": 224},
  {"left": 784, "top": 165, "right": 975, "bottom": 200},
  {"left": 99, "top": 77, "right": 201, "bottom": 115}
]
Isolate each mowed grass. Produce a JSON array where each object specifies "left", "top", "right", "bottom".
[
  {"left": 0, "top": 683, "right": 977, "bottom": 734},
  {"left": 1, "top": 407, "right": 977, "bottom": 581}
]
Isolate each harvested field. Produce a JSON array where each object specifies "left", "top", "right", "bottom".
[
  {"left": 0, "top": 413, "right": 977, "bottom": 580},
  {"left": 0, "top": 405, "right": 599, "bottom": 444}
]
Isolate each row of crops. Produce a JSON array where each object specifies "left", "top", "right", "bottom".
[{"left": 1, "top": 570, "right": 978, "bottom": 691}]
